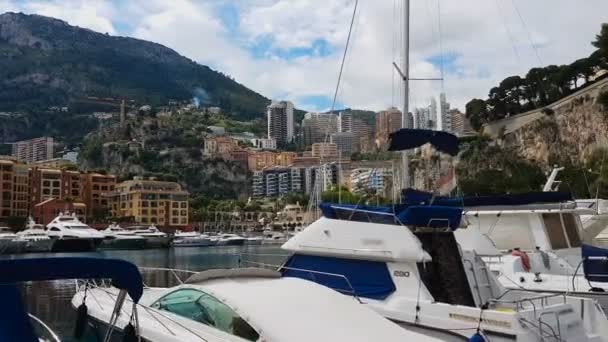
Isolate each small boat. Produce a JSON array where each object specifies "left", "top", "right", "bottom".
[
  {"left": 262, "top": 232, "right": 287, "bottom": 245},
  {"left": 0, "top": 257, "right": 143, "bottom": 342},
  {"left": 15, "top": 217, "right": 54, "bottom": 253},
  {"left": 45, "top": 212, "right": 105, "bottom": 252},
  {"left": 100, "top": 223, "right": 146, "bottom": 250},
  {"left": 0, "top": 226, "right": 26, "bottom": 253},
  {"left": 243, "top": 236, "right": 264, "bottom": 245},
  {"left": 124, "top": 224, "right": 172, "bottom": 248},
  {"left": 280, "top": 206, "right": 608, "bottom": 342},
  {"left": 73, "top": 267, "right": 445, "bottom": 342},
  {"left": 172, "top": 231, "right": 216, "bottom": 247},
  {"left": 217, "top": 233, "right": 246, "bottom": 246}
]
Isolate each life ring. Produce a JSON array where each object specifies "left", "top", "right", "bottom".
[{"left": 511, "top": 249, "right": 531, "bottom": 272}]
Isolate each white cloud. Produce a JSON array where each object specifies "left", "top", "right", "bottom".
[{"left": 2, "top": 0, "right": 608, "bottom": 113}]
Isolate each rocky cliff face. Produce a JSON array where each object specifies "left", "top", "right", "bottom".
[{"left": 499, "top": 82, "right": 608, "bottom": 167}]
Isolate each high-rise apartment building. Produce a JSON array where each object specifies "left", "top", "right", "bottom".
[
  {"left": 429, "top": 98, "right": 438, "bottom": 129},
  {"left": 350, "top": 168, "right": 393, "bottom": 198},
  {"left": 301, "top": 112, "right": 338, "bottom": 147},
  {"left": 375, "top": 107, "right": 402, "bottom": 148},
  {"left": 11, "top": 137, "right": 54, "bottom": 163},
  {"left": 439, "top": 93, "right": 451, "bottom": 132},
  {"left": 449, "top": 109, "right": 475, "bottom": 136},
  {"left": 0, "top": 158, "right": 29, "bottom": 219},
  {"left": 330, "top": 132, "right": 355, "bottom": 156},
  {"left": 252, "top": 164, "right": 340, "bottom": 198},
  {"left": 338, "top": 112, "right": 353, "bottom": 133},
  {"left": 351, "top": 118, "right": 374, "bottom": 152},
  {"left": 109, "top": 178, "right": 189, "bottom": 228},
  {"left": 267, "top": 101, "right": 294, "bottom": 146}
]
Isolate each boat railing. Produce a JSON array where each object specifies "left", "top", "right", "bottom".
[
  {"left": 29, "top": 313, "right": 61, "bottom": 342},
  {"left": 489, "top": 290, "right": 567, "bottom": 314},
  {"left": 240, "top": 259, "right": 363, "bottom": 303},
  {"left": 137, "top": 267, "right": 198, "bottom": 287}
]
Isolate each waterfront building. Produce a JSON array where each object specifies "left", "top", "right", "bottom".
[
  {"left": 29, "top": 168, "right": 82, "bottom": 207},
  {"left": 0, "top": 158, "right": 29, "bottom": 220},
  {"left": 375, "top": 107, "right": 402, "bottom": 148},
  {"left": 301, "top": 112, "right": 338, "bottom": 147},
  {"left": 267, "top": 101, "right": 294, "bottom": 146},
  {"left": 108, "top": 177, "right": 189, "bottom": 228},
  {"left": 228, "top": 150, "right": 249, "bottom": 169},
  {"left": 81, "top": 172, "right": 116, "bottom": 217},
  {"left": 33, "top": 198, "right": 86, "bottom": 225},
  {"left": 11, "top": 137, "right": 54, "bottom": 164}
]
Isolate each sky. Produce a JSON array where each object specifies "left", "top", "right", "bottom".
[{"left": 1, "top": 0, "right": 607, "bottom": 113}]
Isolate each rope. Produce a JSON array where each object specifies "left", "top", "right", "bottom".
[{"left": 510, "top": 0, "right": 544, "bottom": 67}]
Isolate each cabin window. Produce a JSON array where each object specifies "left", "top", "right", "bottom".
[
  {"left": 151, "top": 288, "right": 259, "bottom": 341},
  {"left": 542, "top": 213, "right": 583, "bottom": 249},
  {"left": 562, "top": 214, "right": 581, "bottom": 247}
]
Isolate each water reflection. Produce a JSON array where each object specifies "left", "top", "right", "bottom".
[{"left": 12, "top": 246, "right": 286, "bottom": 341}]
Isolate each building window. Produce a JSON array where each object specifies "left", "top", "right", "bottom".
[
  {"left": 172, "top": 202, "right": 179, "bottom": 208},
  {"left": 172, "top": 210, "right": 179, "bottom": 216},
  {"left": 142, "top": 209, "right": 148, "bottom": 215},
  {"left": 180, "top": 202, "right": 187, "bottom": 208},
  {"left": 52, "top": 181, "right": 60, "bottom": 187},
  {"left": 172, "top": 218, "right": 178, "bottom": 224},
  {"left": 141, "top": 217, "right": 148, "bottom": 223},
  {"left": 180, "top": 218, "right": 187, "bottom": 224},
  {"left": 180, "top": 210, "right": 187, "bottom": 216}
]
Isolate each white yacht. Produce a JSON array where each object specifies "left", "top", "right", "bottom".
[
  {"left": 73, "top": 268, "right": 445, "bottom": 342},
  {"left": 101, "top": 223, "right": 146, "bottom": 250},
  {"left": 125, "top": 224, "right": 171, "bottom": 248},
  {"left": 15, "top": 217, "right": 54, "bottom": 252},
  {"left": 243, "top": 236, "right": 264, "bottom": 245},
  {"left": 172, "top": 230, "right": 216, "bottom": 247},
  {"left": 216, "top": 233, "right": 246, "bottom": 246},
  {"left": 280, "top": 212, "right": 608, "bottom": 342},
  {"left": 455, "top": 200, "right": 608, "bottom": 310},
  {"left": 46, "top": 212, "right": 105, "bottom": 252}
]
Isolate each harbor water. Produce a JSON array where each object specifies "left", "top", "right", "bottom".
[{"left": 6, "top": 245, "right": 286, "bottom": 342}]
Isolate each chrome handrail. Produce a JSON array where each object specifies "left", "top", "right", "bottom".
[
  {"left": 29, "top": 313, "right": 61, "bottom": 342},
  {"left": 138, "top": 267, "right": 198, "bottom": 286},
  {"left": 241, "top": 260, "right": 362, "bottom": 303}
]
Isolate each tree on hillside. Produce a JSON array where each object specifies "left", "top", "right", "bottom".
[
  {"left": 593, "top": 23, "right": 608, "bottom": 52},
  {"left": 464, "top": 99, "right": 488, "bottom": 130}
]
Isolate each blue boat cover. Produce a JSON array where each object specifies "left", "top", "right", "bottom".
[
  {"left": 0, "top": 285, "right": 38, "bottom": 342},
  {"left": 582, "top": 244, "right": 608, "bottom": 283},
  {"left": 388, "top": 128, "right": 459, "bottom": 156},
  {"left": 0, "top": 257, "right": 143, "bottom": 302},
  {"left": 319, "top": 202, "right": 463, "bottom": 230},
  {"left": 281, "top": 254, "right": 396, "bottom": 300},
  {"left": 402, "top": 188, "right": 573, "bottom": 207}
]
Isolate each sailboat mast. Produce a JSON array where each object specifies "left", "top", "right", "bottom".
[{"left": 401, "top": 0, "right": 410, "bottom": 191}]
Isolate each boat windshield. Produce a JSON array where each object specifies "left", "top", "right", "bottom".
[
  {"left": 151, "top": 288, "right": 259, "bottom": 341},
  {"left": 68, "top": 225, "right": 91, "bottom": 229}
]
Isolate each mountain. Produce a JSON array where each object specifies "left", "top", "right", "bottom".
[{"left": 0, "top": 12, "right": 269, "bottom": 119}]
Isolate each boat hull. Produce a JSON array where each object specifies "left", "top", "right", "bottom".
[
  {"left": 0, "top": 239, "right": 27, "bottom": 254},
  {"left": 172, "top": 239, "right": 216, "bottom": 247},
  {"left": 22, "top": 239, "right": 54, "bottom": 253},
  {"left": 142, "top": 236, "right": 172, "bottom": 249},
  {"left": 217, "top": 239, "right": 245, "bottom": 246},
  {"left": 100, "top": 238, "right": 146, "bottom": 250},
  {"left": 50, "top": 238, "right": 102, "bottom": 252}
]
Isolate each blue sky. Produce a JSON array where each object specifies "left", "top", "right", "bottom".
[{"left": 2, "top": 0, "right": 608, "bottom": 113}]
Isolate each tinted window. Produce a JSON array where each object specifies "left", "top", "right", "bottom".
[{"left": 152, "top": 288, "right": 259, "bottom": 341}]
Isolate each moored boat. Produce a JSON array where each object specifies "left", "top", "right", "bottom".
[
  {"left": 15, "top": 217, "right": 54, "bottom": 253},
  {"left": 73, "top": 267, "right": 446, "bottom": 342},
  {"left": 124, "top": 224, "right": 172, "bottom": 248},
  {"left": 100, "top": 223, "right": 147, "bottom": 250},
  {"left": 217, "top": 233, "right": 246, "bottom": 246},
  {"left": 172, "top": 231, "right": 216, "bottom": 247},
  {"left": 0, "top": 226, "right": 26, "bottom": 253},
  {"left": 45, "top": 212, "right": 105, "bottom": 252}
]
